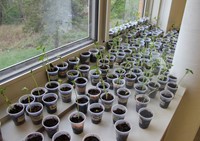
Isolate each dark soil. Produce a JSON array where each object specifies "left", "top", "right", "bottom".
[
  {"left": 84, "top": 136, "right": 99, "bottom": 141},
  {"left": 88, "top": 89, "right": 100, "bottom": 95},
  {"left": 28, "top": 105, "right": 42, "bottom": 113},
  {"left": 136, "top": 86, "right": 146, "bottom": 91},
  {"left": 90, "top": 107, "right": 103, "bottom": 113},
  {"left": 43, "top": 118, "right": 58, "bottom": 127},
  {"left": 124, "top": 49, "right": 131, "bottom": 53},
  {"left": 82, "top": 52, "right": 90, "bottom": 56},
  {"left": 99, "top": 65, "right": 108, "bottom": 69},
  {"left": 169, "top": 75, "right": 177, "bottom": 79},
  {"left": 98, "top": 84, "right": 108, "bottom": 89},
  {"left": 79, "top": 66, "right": 89, "bottom": 70},
  {"left": 118, "top": 90, "right": 129, "bottom": 96},
  {"left": 133, "top": 69, "right": 140, "bottom": 73},
  {"left": 57, "top": 63, "right": 67, "bottom": 67},
  {"left": 55, "top": 134, "right": 70, "bottom": 141},
  {"left": 68, "top": 71, "right": 78, "bottom": 76},
  {"left": 126, "top": 74, "right": 135, "bottom": 79},
  {"left": 92, "top": 72, "right": 100, "bottom": 75},
  {"left": 140, "top": 110, "right": 153, "bottom": 118},
  {"left": 149, "top": 82, "right": 159, "bottom": 88},
  {"left": 26, "top": 134, "right": 43, "bottom": 141},
  {"left": 69, "top": 58, "right": 78, "bottom": 62},
  {"left": 162, "top": 93, "right": 172, "bottom": 98},
  {"left": 113, "top": 108, "right": 125, "bottom": 114},
  {"left": 44, "top": 96, "right": 56, "bottom": 102},
  {"left": 137, "top": 97, "right": 148, "bottom": 103},
  {"left": 118, "top": 53, "right": 124, "bottom": 56},
  {"left": 32, "top": 89, "right": 45, "bottom": 96},
  {"left": 48, "top": 67, "right": 58, "bottom": 72},
  {"left": 76, "top": 97, "right": 88, "bottom": 104},
  {"left": 47, "top": 83, "right": 58, "bottom": 89},
  {"left": 168, "top": 83, "right": 178, "bottom": 88},
  {"left": 70, "top": 114, "right": 84, "bottom": 123},
  {"left": 107, "top": 74, "right": 117, "bottom": 79},
  {"left": 102, "top": 94, "right": 114, "bottom": 100},
  {"left": 61, "top": 86, "right": 71, "bottom": 91},
  {"left": 114, "top": 80, "right": 123, "bottom": 85},
  {"left": 100, "top": 59, "right": 109, "bottom": 63},
  {"left": 9, "top": 105, "right": 23, "bottom": 114},
  {"left": 159, "top": 76, "right": 167, "bottom": 81},
  {"left": 116, "top": 123, "right": 130, "bottom": 132},
  {"left": 75, "top": 78, "right": 86, "bottom": 84},
  {"left": 21, "top": 97, "right": 34, "bottom": 104}
]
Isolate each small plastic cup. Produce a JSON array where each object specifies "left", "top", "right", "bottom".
[
  {"left": 160, "top": 90, "right": 174, "bottom": 109},
  {"left": 138, "top": 107, "right": 154, "bottom": 129}
]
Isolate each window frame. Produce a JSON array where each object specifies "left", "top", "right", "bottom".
[{"left": 0, "top": 0, "right": 99, "bottom": 84}]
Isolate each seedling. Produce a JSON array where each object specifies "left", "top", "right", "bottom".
[
  {"left": 57, "top": 55, "right": 65, "bottom": 67},
  {"left": 0, "top": 88, "right": 11, "bottom": 106},
  {"left": 72, "top": 80, "right": 80, "bottom": 118},
  {"left": 178, "top": 68, "right": 193, "bottom": 85},
  {"left": 21, "top": 87, "right": 32, "bottom": 112},
  {"left": 30, "top": 70, "right": 42, "bottom": 94}
]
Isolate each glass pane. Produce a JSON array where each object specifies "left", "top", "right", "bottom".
[
  {"left": 0, "top": 0, "right": 89, "bottom": 70},
  {"left": 110, "top": 0, "right": 144, "bottom": 28}
]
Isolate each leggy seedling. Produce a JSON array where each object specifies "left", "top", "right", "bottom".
[
  {"left": 0, "top": 88, "right": 11, "bottom": 107},
  {"left": 21, "top": 87, "right": 32, "bottom": 112},
  {"left": 178, "top": 68, "right": 193, "bottom": 85},
  {"left": 72, "top": 80, "right": 80, "bottom": 118}
]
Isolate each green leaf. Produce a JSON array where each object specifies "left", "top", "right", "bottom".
[{"left": 186, "top": 68, "right": 193, "bottom": 74}]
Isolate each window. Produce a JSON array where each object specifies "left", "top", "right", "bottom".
[
  {"left": 109, "top": 0, "right": 145, "bottom": 28},
  {"left": 0, "top": 0, "right": 98, "bottom": 83}
]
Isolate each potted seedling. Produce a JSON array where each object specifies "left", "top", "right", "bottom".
[
  {"left": 37, "top": 46, "right": 58, "bottom": 81},
  {"left": 26, "top": 102, "right": 44, "bottom": 125},
  {"left": 23, "top": 132, "right": 44, "bottom": 141},
  {"left": 56, "top": 56, "right": 68, "bottom": 78},
  {"left": 42, "top": 115, "right": 60, "bottom": 138},
  {"left": 89, "top": 48, "right": 99, "bottom": 63},
  {"left": 157, "top": 74, "right": 169, "bottom": 91},
  {"left": 67, "top": 56, "right": 80, "bottom": 70},
  {"left": 19, "top": 87, "right": 35, "bottom": 115},
  {"left": 89, "top": 103, "right": 105, "bottom": 124},
  {"left": 67, "top": 69, "right": 80, "bottom": 84},
  {"left": 124, "top": 72, "right": 137, "bottom": 89},
  {"left": 111, "top": 104, "right": 127, "bottom": 124},
  {"left": 99, "top": 76, "right": 115, "bottom": 112},
  {"left": 80, "top": 51, "right": 91, "bottom": 65},
  {"left": 106, "top": 73, "right": 118, "bottom": 90},
  {"left": 0, "top": 88, "right": 25, "bottom": 126},
  {"left": 113, "top": 77, "right": 125, "bottom": 96},
  {"left": 74, "top": 77, "right": 88, "bottom": 95},
  {"left": 52, "top": 131, "right": 71, "bottom": 141},
  {"left": 30, "top": 70, "right": 47, "bottom": 103},
  {"left": 147, "top": 81, "right": 160, "bottom": 98}
]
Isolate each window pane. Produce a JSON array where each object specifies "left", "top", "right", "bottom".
[
  {"left": 110, "top": 0, "right": 144, "bottom": 28},
  {"left": 0, "top": 0, "right": 89, "bottom": 70}
]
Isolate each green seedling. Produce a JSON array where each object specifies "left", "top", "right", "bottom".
[
  {"left": 72, "top": 80, "right": 80, "bottom": 118},
  {"left": 0, "top": 88, "right": 11, "bottom": 107},
  {"left": 178, "top": 68, "right": 193, "bottom": 85},
  {"left": 21, "top": 87, "right": 32, "bottom": 112},
  {"left": 57, "top": 55, "right": 65, "bottom": 67},
  {"left": 30, "top": 70, "right": 42, "bottom": 95}
]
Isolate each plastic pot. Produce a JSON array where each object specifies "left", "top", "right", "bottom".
[
  {"left": 111, "top": 104, "right": 127, "bottom": 124},
  {"left": 74, "top": 77, "right": 88, "bottom": 95},
  {"left": 26, "top": 102, "right": 43, "bottom": 125},
  {"left": 68, "top": 111, "right": 86, "bottom": 134},
  {"left": 89, "top": 103, "right": 105, "bottom": 124},
  {"left": 160, "top": 90, "right": 174, "bottom": 109},
  {"left": 135, "top": 95, "right": 150, "bottom": 112},
  {"left": 114, "top": 120, "right": 131, "bottom": 141},
  {"left": 87, "top": 87, "right": 101, "bottom": 104},
  {"left": 138, "top": 107, "right": 153, "bottom": 129},
  {"left": 58, "top": 83, "right": 73, "bottom": 103},
  {"left": 7, "top": 103, "right": 25, "bottom": 126},
  {"left": 100, "top": 93, "right": 115, "bottom": 112},
  {"left": 42, "top": 93, "right": 58, "bottom": 114},
  {"left": 42, "top": 115, "right": 60, "bottom": 138}
]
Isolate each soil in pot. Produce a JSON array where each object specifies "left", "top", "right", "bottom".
[
  {"left": 43, "top": 118, "right": 58, "bottom": 127},
  {"left": 84, "top": 136, "right": 100, "bottom": 141},
  {"left": 47, "top": 83, "right": 58, "bottom": 89},
  {"left": 116, "top": 123, "right": 131, "bottom": 132},
  {"left": 9, "top": 104, "right": 25, "bottom": 125},
  {"left": 28, "top": 105, "right": 42, "bottom": 112},
  {"left": 21, "top": 97, "right": 34, "bottom": 104},
  {"left": 90, "top": 107, "right": 103, "bottom": 113},
  {"left": 113, "top": 108, "right": 126, "bottom": 115},
  {"left": 70, "top": 114, "right": 84, "bottom": 134},
  {"left": 61, "top": 86, "right": 71, "bottom": 91},
  {"left": 76, "top": 78, "right": 86, "bottom": 84},
  {"left": 102, "top": 94, "right": 114, "bottom": 101},
  {"left": 168, "top": 83, "right": 178, "bottom": 88},
  {"left": 32, "top": 89, "right": 45, "bottom": 96},
  {"left": 26, "top": 134, "right": 43, "bottom": 141},
  {"left": 44, "top": 96, "right": 56, "bottom": 102},
  {"left": 118, "top": 91, "right": 129, "bottom": 96},
  {"left": 54, "top": 134, "right": 70, "bottom": 141},
  {"left": 137, "top": 97, "right": 148, "bottom": 103}
]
